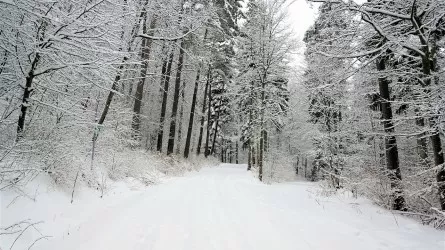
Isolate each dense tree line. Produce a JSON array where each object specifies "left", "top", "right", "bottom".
[
  {"left": 297, "top": 0, "right": 445, "bottom": 219},
  {"left": 0, "top": 0, "right": 297, "bottom": 188}
]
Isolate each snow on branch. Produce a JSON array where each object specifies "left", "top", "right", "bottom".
[
  {"left": 314, "top": 47, "right": 383, "bottom": 59},
  {"left": 137, "top": 25, "right": 201, "bottom": 41}
]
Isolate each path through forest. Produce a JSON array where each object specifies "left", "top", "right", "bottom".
[{"left": 36, "top": 164, "right": 444, "bottom": 250}]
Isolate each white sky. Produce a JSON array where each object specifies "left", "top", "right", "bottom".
[
  {"left": 285, "top": 0, "right": 319, "bottom": 80},
  {"left": 284, "top": 0, "right": 319, "bottom": 71},
  {"left": 287, "top": 0, "right": 319, "bottom": 41},
  {"left": 239, "top": 0, "right": 319, "bottom": 40},
  {"left": 239, "top": 0, "right": 320, "bottom": 71}
]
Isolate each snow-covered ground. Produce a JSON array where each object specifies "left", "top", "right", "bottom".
[{"left": 1, "top": 164, "right": 444, "bottom": 250}]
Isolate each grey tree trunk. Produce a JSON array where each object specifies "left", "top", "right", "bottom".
[
  {"left": 210, "top": 116, "right": 219, "bottom": 155},
  {"left": 295, "top": 157, "right": 300, "bottom": 175},
  {"left": 96, "top": 4, "right": 146, "bottom": 130},
  {"left": 204, "top": 84, "right": 212, "bottom": 157},
  {"left": 410, "top": 16, "right": 445, "bottom": 209},
  {"left": 167, "top": 39, "right": 186, "bottom": 155},
  {"left": 247, "top": 140, "right": 252, "bottom": 170},
  {"left": 0, "top": 50, "right": 8, "bottom": 75},
  {"left": 229, "top": 143, "right": 232, "bottom": 163},
  {"left": 132, "top": 17, "right": 156, "bottom": 139},
  {"left": 220, "top": 140, "right": 224, "bottom": 162},
  {"left": 235, "top": 141, "right": 239, "bottom": 164},
  {"left": 184, "top": 69, "right": 200, "bottom": 158},
  {"left": 420, "top": 38, "right": 445, "bottom": 210},
  {"left": 414, "top": 111, "right": 429, "bottom": 164},
  {"left": 376, "top": 57, "right": 405, "bottom": 211},
  {"left": 17, "top": 53, "right": 40, "bottom": 140},
  {"left": 432, "top": 130, "right": 445, "bottom": 210},
  {"left": 156, "top": 49, "right": 175, "bottom": 152},
  {"left": 176, "top": 79, "right": 186, "bottom": 154},
  {"left": 96, "top": 59, "right": 126, "bottom": 129},
  {"left": 252, "top": 143, "right": 256, "bottom": 167},
  {"left": 196, "top": 67, "right": 210, "bottom": 155},
  {"left": 211, "top": 95, "right": 224, "bottom": 155},
  {"left": 258, "top": 77, "right": 266, "bottom": 182},
  {"left": 259, "top": 130, "right": 264, "bottom": 181}
]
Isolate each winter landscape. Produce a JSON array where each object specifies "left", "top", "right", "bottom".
[{"left": 1, "top": 0, "right": 445, "bottom": 249}]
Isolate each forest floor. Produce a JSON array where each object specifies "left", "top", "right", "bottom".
[{"left": 2, "top": 163, "right": 444, "bottom": 250}]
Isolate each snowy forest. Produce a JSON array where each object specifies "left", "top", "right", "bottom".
[{"left": 1, "top": 0, "right": 445, "bottom": 249}]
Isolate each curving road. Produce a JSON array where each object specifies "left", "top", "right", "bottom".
[{"left": 37, "top": 164, "right": 444, "bottom": 250}]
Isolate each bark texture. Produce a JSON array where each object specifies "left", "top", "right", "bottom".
[
  {"left": 132, "top": 17, "right": 156, "bottom": 139},
  {"left": 157, "top": 50, "right": 175, "bottom": 152},
  {"left": 184, "top": 70, "right": 200, "bottom": 158},
  {"left": 376, "top": 57, "right": 405, "bottom": 211},
  {"left": 167, "top": 39, "right": 185, "bottom": 155}
]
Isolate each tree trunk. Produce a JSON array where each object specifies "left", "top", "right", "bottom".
[
  {"left": 197, "top": 67, "right": 211, "bottom": 155},
  {"left": 415, "top": 113, "right": 429, "bottom": 164},
  {"left": 93, "top": 2, "right": 147, "bottom": 134},
  {"left": 429, "top": 52, "right": 444, "bottom": 199},
  {"left": 432, "top": 130, "right": 445, "bottom": 210},
  {"left": 211, "top": 94, "right": 223, "bottom": 156},
  {"left": 247, "top": 143, "right": 252, "bottom": 170},
  {"left": 256, "top": 141, "right": 260, "bottom": 168},
  {"left": 184, "top": 69, "right": 200, "bottom": 158},
  {"left": 259, "top": 130, "right": 264, "bottom": 181},
  {"left": 176, "top": 79, "right": 186, "bottom": 154},
  {"left": 252, "top": 143, "right": 256, "bottom": 167},
  {"left": 96, "top": 57, "right": 128, "bottom": 131},
  {"left": 376, "top": 57, "right": 405, "bottom": 211},
  {"left": 211, "top": 117, "right": 219, "bottom": 155},
  {"left": 220, "top": 137, "right": 224, "bottom": 162},
  {"left": 167, "top": 39, "right": 186, "bottom": 155},
  {"left": 419, "top": 40, "right": 445, "bottom": 210},
  {"left": 229, "top": 143, "right": 232, "bottom": 163},
  {"left": 258, "top": 76, "right": 266, "bottom": 181},
  {"left": 156, "top": 49, "right": 175, "bottom": 152},
  {"left": 221, "top": 146, "right": 224, "bottom": 162},
  {"left": 17, "top": 54, "right": 40, "bottom": 140},
  {"left": 295, "top": 157, "right": 300, "bottom": 175},
  {"left": 204, "top": 84, "right": 212, "bottom": 157},
  {"left": 0, "top": 49, "right": 8, "bottom": 75},
  {"left": 263, "top": 130, "right": 268, "bottom": 152},
  {"left": 236, "top": 141, "right": 239, "bottom": 164},
  {"left": 132, "top": 17, "right": 156, "bottom": 139}
]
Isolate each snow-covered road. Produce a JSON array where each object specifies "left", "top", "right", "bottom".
[{"left": 36, "top": 164, "right": 444, "bottom": 250}]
